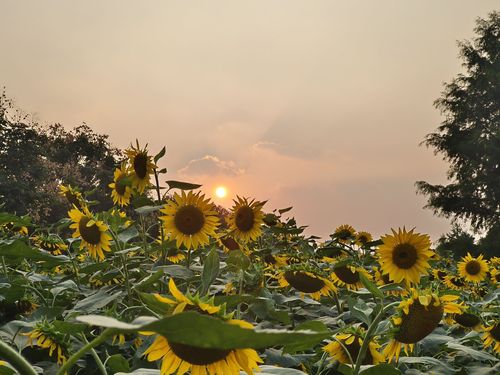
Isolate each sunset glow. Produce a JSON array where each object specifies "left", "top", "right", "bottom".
[{"left": 215, "top": 186, "right": 227, "bottom": 198}]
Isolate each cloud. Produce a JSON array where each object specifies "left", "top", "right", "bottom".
[{"left": 178, "top": 155, "right": 245, "bottom": 176}]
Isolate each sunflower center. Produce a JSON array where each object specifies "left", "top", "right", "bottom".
[
  {"left": 392, "top": 243, "right": 418, "bottom": 269},
  {"left": 133, "top": 153, "right": 148, "bottom": 179},
  {"left": 334, "top": 266, "right": 360, "bottom": 284},
  {"left": 169, "top": 342, "right": 231, "bottom": 365},
  {"left": 264, "top": 254, "right": 277, "bottom": 265},
  {"left": 451, "top": 277, "right": 464, "bottom": 287},
  {"left": 235, "top": 206, "right": 255, "bottom": 232},
  {"left": 221, "top": 237, "right": 239, "bottom": 251},
  {"left": 284, "top": 271, "right": 325, "bottom": 293},
  {"left": 174, "top": 205, "right": 205, "bottom": 235},
  {"left": 491, "top": 324, "right": 500, "bottom": 341},
  {"left": 395, "top": 298, "right": 443, "bottom": 343},
  {"left": 78, "top": 217, "right": 102, "bottom": 245},
  {"left": 465, "top": 260, "right": 481, "bottom": 275},
  {"left": 437, "top": 270, "right": 447, "bottom": 280},
  {"left": 65, "top": 192, "right": 81, "bottom": 208},
  {"left": 343, "top": 336, "right": 373, "bottom": 365},
  {"left": 115, "top": 175, "right": 127, "bottom": 195},
  {"left": 496, "top": 273, "right": 500, "bottom": 282},
  {"left": 382, "top": 273, "right": 392, "bottom": 284},
  {"left": 454, "top": 313, "right": 480, "bottom": 328},
  {"left": 336, "top": 229, "right": 352, "bottom": 240}
]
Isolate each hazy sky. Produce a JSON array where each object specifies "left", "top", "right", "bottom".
[{"left": 1, "top": 1, "right": 497, "bottom": 241}]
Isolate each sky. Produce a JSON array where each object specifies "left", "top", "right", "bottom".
[{"left": 1, "top": 1, "right": 497, "bottom": 241}]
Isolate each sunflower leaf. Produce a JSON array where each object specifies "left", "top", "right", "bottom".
[
  {"left": 165, "top": 180, "right": 202, "bottom": 191},
  {"left": 359, "top": 273, "right": 384, "bottom": 299},
  {"left": 200, "top": 248, "right": 220, "bottom": 295},
  {"left": 154, "top": 146, "right": 166, "bottom": 163},
  {"left": 359, "top": 364, "right": 402, "bottom": 374}
]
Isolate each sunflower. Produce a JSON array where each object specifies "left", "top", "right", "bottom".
[
  {"left": 228, "top": 197, "right": 265, "bottom": 243},
  {"left": 262, "top": 253, "right": 288, "bottom": 269},
  {"left": 482, "top": 322, "right": 500, "bottom": 354},
  {"left": 457, "top": 253, "right": 489, "bottom": 283},
  {"left": 446, "top": 311, "right": 482, "bottom": 331},
  {"left": 377, "top": 227, "right": 433, "bottom": 286},
  {"left": 2, "top": 222, "right": 28, "bottom": 236},
  {"left": 323, "top": 328, "right": 384, "bottom": 365},
  {"left": 109, "top": 164, "right": 133, "bottom": 206},
  {"left": 143, "top": 318, "right": 262, "bottom": 375},
  {"left": 355, "top": 231, "right": 373, "bottom": 247},
  {"left": 490, "top": 268, "right": 500, "bottom": 284},
  {"left": 160, "top": 191, "right": 219, "bottom": 250},
  {"left": 431, "top": 268, "right": 448, "bottom": 282},
  {"left": 384, "top": 289, "right": 463, "bottom": 362},
  {"left": 59, "top": 184, "right": 84, "bottom": 209},
  {"left": 68, "top": 206, "right": 112, "bottom": 260},
  {"left": 124, "top": 140, "right": 156, "bottom": 193},
  {"left": 330, "top": 264, "right": 371, "bottom": 291},
  {"left": 24, "top": 325, "right": 68, "bottom": 365},
  {"left": 278, "top": 269, "right": 337, "bottom": 300},
  {"left": 333, "top": 224, "right": 356, "bottom": 243},
  {"left": 31, "top": 234, "right": 67, "bottom": 255},
  {"left": 443, "top": 275, "right": 466, "bottom": 291},
  {"left": 154, "top": 278, "right": 221, "bottom": 315}
]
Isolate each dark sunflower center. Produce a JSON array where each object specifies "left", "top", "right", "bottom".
[
  {"left": 264, "top": 254, "right": 277, "bottom": 265},
  {"left": 437, "top": 270, "right": 447, "bottom": 280},
  {"left": 454, "top": 313, "right": 480, "bottom": 328},
  {"left": 65, "top": 192, "right": 81, "bottom": 209},
  {"left": 174, "top": 205, "right": 205, "bottom": 235},
  {"left": 465, "top": 261, "right": 481, "bottom": 275},
  {"left": 491, "top": 324, "right": 500, "bottom": 341},
  {"left": 221, "top": 237, "right": 239, "bottom": 251},
  {"left": 169, "top": 342, "right": 230, "bottom": 365},
  {"left": 336, "top": 229, "right": 352, "bottom": 240},
  {"left": 392, "top": 243, "right": 418, "bottom": 269},
  {"left": 343, "top": 336, "right": 373, "bottom": 365},
  {"left": 78, "top": 217, "right": 102, "bottom": 245},
  {"left": 395, "top": 298, "right": 443, "bottom": 343},
  {"left": 133, "top": 153, "right": 148, "bottom": 179},
  {"left": 334, "top": 266, "right": 360, "bottom": 284},
  {"left": 115, "top": 175, "right": 127, "bottom": 195},
  {"left": 382, "top": 273, "right": 392, "bottom": 284},
  {"left": 451, "top": 277, "right": 465, "bottom": 287},
  {"left": 284, "top": 271, "right": 325, "bottom": 293},
  {"left": 235, "top": 206, "right": 255, "bottom": 232},
  {"left": 496, "top": 273, "right": 500, "bottom": 282}
]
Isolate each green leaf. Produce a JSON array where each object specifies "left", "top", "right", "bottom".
[
  {"left": 52, "top": 321, "right": 87, "bottom": 335},
  {"left": 398, "top": 356, "right": 455, "bottom": 373},
  {"left": 116, "top": 370, "right": 159, "bottom": 375},
  {"left": 278, "top": 207, "right": 293, "bottom": 214},
  {"left": 446, "top": 342, "right": 499, "bottom": 362},
  {"left": 359, "top": 364, "right": 402, "bottom": 375},
  {"left": 154, "top": 146, "right": 166, "bottom": 163},
  {"left": 154, "top": 265, "right": 193, "bottom": 279},
  {"left": 107, "top": 354, "right": 130, "bottom": 374},
  {"left": 258, "top": 366, "right": 307, "bottom": 374},
  {"left": 117, "top": 226, "right": 139, "bottom": 244},
  {"left": 0, "top": 239, "right": 68, "bottom": 266},
  {"left": 359, "top": 273, "right": 384, "bottom": 299},
  {"left": 134, "top": 205, "right": 164, "bottom": 215},
  {"left": 138, "top": 293, "right": 171, "bottom": 315},
  {"left": 77, "top": 311, "right": 331, "bottom": 350},
  {"left": 73, "top": 290, "right": 122, "bottom": 313},
  {"left": 165, "top": 180, "right": 202, "bottom": 191},
  {"left": 283, "top": 320, "right": 329, "bottom": 354},
  {"left": 226, "top": 249, "right": 250, "bottom": 271},
  {"left": 133, "top": 270, "right": 164, "bottom": 291},
  {"left": 0, "top": 213, "right": 31, "bottom": 227},
  {"left": 200, "top": 248, "right": 219, "bottom": 295}
]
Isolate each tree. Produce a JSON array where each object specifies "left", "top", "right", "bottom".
[
  {"left": 416, "top": 12, "right": 500, "bottom": 237},
  {"left": 0, "top": 91, "right": 120, "bottom": 224}
]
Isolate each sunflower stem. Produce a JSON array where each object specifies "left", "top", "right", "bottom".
[
  {"left": 81, "top": 333, "right": 108, "bottom": 375},
  {"left": 1, "top": 256, "right": 7, "bottom": 277},
  {"left": 332, "top": 292, "right": 341, "bottom": 315},
  {"left": 120, "top": 253, "right": 133, "bottom": 303},
  {"left": 315, "top": 351, "right": 328, "bottom": 375},
  {"left": 0, "top": 340, "right": 38, "bottom": 375},
  {"left": 352, "top": 303, "right": 384, "bottom": 375},
  {"left": 57, "top": 328, "right": 116, "bottom": 375},
  {"left": 65, "top": 242, "right": 82, "bottom": 290}
]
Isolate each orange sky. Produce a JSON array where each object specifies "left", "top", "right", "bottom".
[{"left": 1, "top": 1, "right": 497, "bottom": 241}]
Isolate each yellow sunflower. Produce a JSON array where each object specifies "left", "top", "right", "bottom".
[
  {"left": 59, "top": 184, "right": 84, "bottom": 209},
  {"left": 31, "top": 234, "right": 67, "bottom": 255},
  {"left": 109, "top": 164, "right": 133, "bottom": 206},
  {"left": 355, "top": 231, "right": 373, "bottom": 247},
  {"left": 490, "top": 268, "right": 500, "bottom": 284},
  {"left": 377, "top": 227, "right": 433, "bottom": 286},
  {"left": 228, "top": 197, "right": 265, "bottom": 243},
  {"left": 431, "top": 268, "right": 448, "bottom": 282},
  {"left": 143, "top": 318, "right": 262, "bottom": 375},
  {"left": 330, "top": 264, "right": 371, "bottom": 291},
  {"left": 446, "top": 311, "right": 482, "bottom": 331},
  {"left": 160, "top": 191, "right": 219, "bottom": 250},
  {"left": 262, "top": 253, "right": 288, "bottom": 269},
  {"left": 278, "top": 270, "right": 337, "bottom": 300},
  {"left": 323, "top": 328, "right": 384, "bottom": 365},
  {"left": 68, "top": 206, "right": 112, "bottom": 260},
  {"left": 482, "top": 322, "right": 500, "bottom": 354},
  {"left": 333, "top": 224, "right": 356, "bottom": 243},
  {"left": 2, "top": 222, "right": 28, "bottom": 236},
  {"left": 24, "top": 327, "right": 67, "bottom": 365},
  {"left": 373, "top": 266, "right": 406, "bottom": 296},
  {"left": 443, "top": 275, "right": 466, "bottom": 291},
  {"left": 124, "top": 140, "right": 156, "bottom": 194},
  {"left": 384, "top": 289, "right": 463, "bottom": 362},
  {"left": 457, "top": 253, "right": 489, "bottom": 283}
]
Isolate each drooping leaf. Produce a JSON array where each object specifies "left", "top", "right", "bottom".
[
  {"left": 200, "top": 248, "right": 219, "bottom": 295},
  {"left": 165, "top": 181, "right": 202, "bottom": 191}
]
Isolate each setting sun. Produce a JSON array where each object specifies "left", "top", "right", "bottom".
[{"left": 215, "top": 186, "right": 227, "bottom": 198}]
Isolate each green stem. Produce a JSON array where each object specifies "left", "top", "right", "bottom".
[
  {"left": 332, "top": 292, "right": 341, "bottom": 315},
  {"left": 0, "top": 340, "right": 38, "bottom": 375},
  {"left": 57, "top": 328, "right": 115, "bottom": 375},
  {"left": 1, "top": 256, "right": 7, "bottom": 277},
  {"left": 120, "top": 253, "right": 133, "bottom": 303},
  {"left": 315, "top": 350, "right": 328, "bottom": 375},
  {"left": 65, "top": 243, "right": 82, "bottom": 290},
  {"left": 81, "top": 334, "right": 108, "bottom": 375}
]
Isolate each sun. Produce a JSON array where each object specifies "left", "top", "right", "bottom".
[{"left": 215, "top": 186, "right": 227, "bottom": 198}]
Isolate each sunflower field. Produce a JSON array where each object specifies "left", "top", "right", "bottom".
[{"left": 0, "top": 142, "right": 498, "bottom": 375}]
